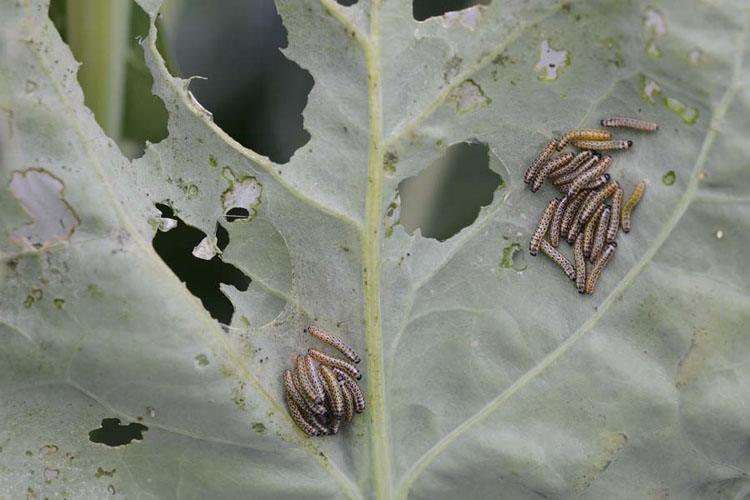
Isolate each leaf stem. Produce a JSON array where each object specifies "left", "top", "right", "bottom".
[{"left": 66, "top": 0, "right": 131, "bottom": 142}]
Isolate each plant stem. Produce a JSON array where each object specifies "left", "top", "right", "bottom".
[{"left": 66, "top": 0, "right": 131, "bottom": 143}]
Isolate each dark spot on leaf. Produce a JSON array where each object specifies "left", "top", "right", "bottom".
[
  {"left": 95, "top": 467, "right": 116, "bottom": 479},
  {"left": 252, "top": 422, "right": 266, "bottom": 433},
  {"left": 336, "top": 0, "right": 358, "bottom": 5},
  {"left": 384, "top": 150, "right": 398, "bottom": 176},
  {"left": 88, "top": 418, "right": 147, "bottom": 447},
  {"left": 398, "top": 141, "right": 501, "bottom": 241},
  {"left": 152, "top": 204, "right": 251, "bottom": 325},
  {"left": 413, "top": 0, "right": 491, "bottom": 21}
]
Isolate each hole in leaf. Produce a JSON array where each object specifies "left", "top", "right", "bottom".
[
  {"left": 413, "top": 0, "right": 491, "bottom": 21},
  {"left": 499, "top": 242, "right": 527, "bottom": 272},
  {"left": 662, "top": 170, "right": 676, "bottom": 186},
  {"left": 48, "top": 0, "right": 170, "bottom": 159},
  {"left": 398, "top": 142, "right": 501, "bottom": 241},
  {"left": 336, "top": 0, "right": 359, "bottom": 5},
  {"left": 88, "top": 418, "right": 147, "bottom": 447},
  {"left": 225, "top": 207, "right": 250, "bottom": 222},
  {"left": 152, "top": 204, "right": 251, "bottom": 325},
  {"left": 215, "top": 223, "right": 229, "bottom": 251},
  {"left": 169, "top": 0, "right": 313, "bottom": 164}
]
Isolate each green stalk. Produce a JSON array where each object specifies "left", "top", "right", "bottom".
[{"left": 66, "top": 0, "right": 131, "bottom": 142}]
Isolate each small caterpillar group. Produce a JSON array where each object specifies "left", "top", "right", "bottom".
[
  {"left": 525, "top": 117, "right": 656, "bottom": 294},
  {"left": 284, "top": 326, "right": 364, "bottom": 437}
]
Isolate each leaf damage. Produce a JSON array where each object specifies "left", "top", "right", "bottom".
[{"left": 9, "top": 168, "right": 80, "bottom": 250}]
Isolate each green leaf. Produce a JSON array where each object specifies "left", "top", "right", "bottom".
[{"left": 1, "top": 1, "right": 750, "bottom": 499}]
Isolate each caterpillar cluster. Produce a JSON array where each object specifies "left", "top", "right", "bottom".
[
  {"left": 524, "top": 117, "right": 655, "bottom": 294},
  {"left": 284, "top": 325, "right": 365, "bottom": 436}
]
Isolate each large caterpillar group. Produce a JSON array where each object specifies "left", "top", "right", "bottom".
[
  {"left": 525, "top": 117, "right": 654, "bottom": 294},
  {"left": 284, "top": 326, "right": 364, "bottom": 436}
]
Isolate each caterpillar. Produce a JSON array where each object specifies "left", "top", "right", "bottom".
[
  {"left": 558, "top": 129, "right": 611, "bottom": 150},
  {"left": 285, "top": 386, "right": 320, "bottom": 437},
  {"left": 550, "top": 150, "right": 593, "bottom": 179},
  {"left": 574, "top": 233, "right": 586, "bottom": 294},
  {"left": 565, "top": 156, "right": 612, "bottom": 198},
  {"left": 572, "top": 139, "right": 632, "bottom": 151},
  {"left": 606, "top": 185, "right": 624, "bottom": 242},
  {"left": 304, "top": 355, "right": 326, "bottom": 404},
  {"left": 621, "top": 181, "right": 647, "bottom": 233},
  {"left": 531, "top": 152, "right": 575, "bottom": 192},
  {"left": 319, "top": 365, "right": 344, "bottom": 419},
  {"left": 583, "top": 204, "right": 606, "bottom": 259},
  {"left": 340, "top": 380, "right": 355, "bottom": 422},
  {"left": 524, "top": 139, "right": 558, "bottom": 184},
  {"left": 549, "top": 195, "right": 568, "bottom": 247},
  {"left": 308, "top": 325, "right": 360, "bottom": 363},
  {"left": 583, "top": 173, "right": 611, "bottom": 191},
  {"left": 285, "top": 370, "right": 324, "bottom": 427},
  {"left": 558, "top": 173, "right": 610, "bottom": 195},
  {"left": 585, "top": 242, "right": 617, "bottom": 294},
  {"left": 577, "top": 181, "right": 619, "bottom": 228},
  {"left": 566, "top": 190, "right": 600, "bottom": 244},
  {"left": 590, "top": 205, "right": 611, "bottom": 262},
  {"left": 309, "top": 348, "right": 362, "bottom": 380},
  {"left": 306, "top": 410, "right": 331, "bottom": 436},
  {"left": 295, "top": 354, "right": 323, "bottom": 405},
  {"left": 334, "top": 368, "right": 365, "bottom": 413},
  {"left": 560, "top": 190, "right": 590, "bottom": 239},
  {"left": 553, "top": 154, "right": 600, "bottom": 186},
  {"left": 529, "top": 198, "right": 560, "bottom": 256},
  {"left": 601, "top": 117, "right": 658, "bottom": 132},
  {"left": 540, "top": 240, "right": 576, "bottom": 280},
  {"left": 291, "top": 368, "right": 326, "bottom": 414}
]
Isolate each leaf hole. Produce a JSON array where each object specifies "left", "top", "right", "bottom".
[
  {"left": 225, "top": 207, "right": 250, "bottom": 222},
  {"left": 88, "top": 418, "right": 148, "bottom": 447},
  {"left": 398, "top": 141, "right": 501, "bottom": 241},
  {"left": 169, "top": 0, "right": 313, "bottom": 164},
  {"left": 152, "top": 204, "right": 251, "bottom": 325},
  {"left": 662, "top": 170, "right": 676, "bottom": 185},
  {"left": 48, "top": 0, "right": 170, "bottom": 159},
  {"left": 500, "top": 242, "right": 527, "bottom": 272},
  {"left": 413, "top": 0, "right": 491, "bottom": 21}
]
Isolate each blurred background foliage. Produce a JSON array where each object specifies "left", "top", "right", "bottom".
[{"left": 49, "top": 0, "right": 500, "bottom": 322}]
